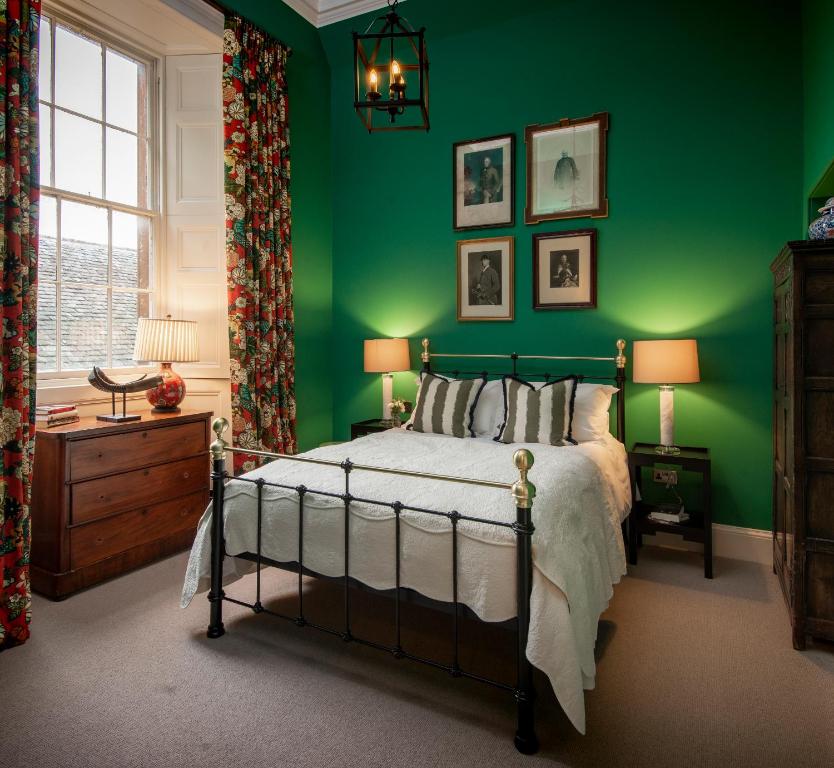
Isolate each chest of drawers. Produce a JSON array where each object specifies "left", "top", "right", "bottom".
[{"left": 30, "top": 410, "right": 211, "bottom": 599}]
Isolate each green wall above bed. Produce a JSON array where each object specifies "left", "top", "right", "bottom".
[{"left": 318, "top": 0, "right": 804, "bottom": 530}]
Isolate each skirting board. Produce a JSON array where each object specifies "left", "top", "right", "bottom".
[{"left": 640, "top": 524, "right": 771, "bottom": 565}]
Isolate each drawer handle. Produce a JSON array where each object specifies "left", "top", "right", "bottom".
[
  {"left": 97, "top": 452, "right": 103, "bottom": 459},
  {"left": 142, "top": 432, "right": 148, "bottom": 439},
  {"left": 183, "top": 472, "right": 190, "bottom": 479},
  {"left": 144, "top": 469, "right": 150, "bottom": 476}
]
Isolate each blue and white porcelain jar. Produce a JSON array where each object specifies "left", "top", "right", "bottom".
[{"left": 809, "top": 197, "right": 834, "bottom": 240}]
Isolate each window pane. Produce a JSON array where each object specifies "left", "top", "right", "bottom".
[
  {"left": 40, "top": 196, "right": 57, "bottom": 281},
  {"left": 55, "top": 110, "right": 102, "bottom": 197},
  {"left": 55, "top": 25, "right": 101, "bottom": 119},
  {"left": 111, "top": 292, "right": 150, "bottom": 367},
  {"left": 112, "top": 211, "right": 151, "bottom": 289},
  {"left": 37, "top": 282, "right": 57, "bottom": 373},
  {"left": 106, "top": 49, "right": 139, "bottom": 132},
  {"left": 40, "top": 17, "right": 52, "bottom": 102},
  {"left": 61, "top": 200, "right": 107, "bottom": 285},
  {"left": 60, "top": 286, "right": 107, "bottom": 370},
  {"left": 105, "top": 128, "right": 138, "bottom": 206},
  {"left": 39, "top": 107, "right": 51, "bottom": 186}
]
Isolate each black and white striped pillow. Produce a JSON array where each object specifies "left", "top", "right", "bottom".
[
  {"left": 496, "top": 375, "right": 579, "bottom": 445},
  {"left": 409, "top": 373, "right": 486, "bottom": 438}
]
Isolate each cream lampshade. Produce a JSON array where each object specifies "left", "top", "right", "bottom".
[
  {"left": 133, "top": 316, "right": 199, "bottom": 413},
  {"left": 633, "top": 339, "right": 700, "bottom": 455},
  {"left": 364, "top": 338, "right": 411, "bottom": 422}
]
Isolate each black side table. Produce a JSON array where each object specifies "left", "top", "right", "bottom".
[
  {"left": 628, "top": 443, "right": 713, "bottom": 578},
  {"left": 350, "top": 419, "right": 400, "bottom": 440}
]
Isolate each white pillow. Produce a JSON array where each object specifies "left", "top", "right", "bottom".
[
  {"left": 471, "top": 380, "right": 618, "bottom": 442},
  {"left": 471, "top": 379, "right": 503, "bottom": 436}
]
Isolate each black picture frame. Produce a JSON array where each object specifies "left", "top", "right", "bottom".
[
  {"left": 532, "top": 228, "right": 597, "bottom": 310},
  {"left": 453, "top": 133, "right": 515, "bottom": 231}
]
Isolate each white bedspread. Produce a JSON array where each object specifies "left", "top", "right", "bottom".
[{"left": 181, "top": 429, "right": 630, "bottom": 733}]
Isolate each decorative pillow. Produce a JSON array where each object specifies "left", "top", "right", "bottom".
[
  {"left": 496, "top": 375, "right": 579, "bottom": 445},
  {"left": 409, "top": 373, "right": 486, "bottom": 438},
  {"left": 572, "top": 383, "right": 618, "bottom": 442}
]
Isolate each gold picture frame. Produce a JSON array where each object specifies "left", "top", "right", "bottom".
[{"left": 457, "top": 236, "right": 514, "bottom": 322}]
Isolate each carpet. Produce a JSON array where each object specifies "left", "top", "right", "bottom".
[{"left": 2, "top": 547, "right": 833, "bottom": 768}]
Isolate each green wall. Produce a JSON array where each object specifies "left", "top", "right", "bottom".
[
  {"left": 803, "top": 0, "right": 834, "bottom": 207},
  {"left": 224, "top": 0, "right": 333, "bottom": 451},
  {"left": 320, "top": 0, "right": 803, "bottom": 530}
]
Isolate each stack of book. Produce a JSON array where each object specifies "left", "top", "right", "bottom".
[
  {"left": 648, "top": 504, "right": 690, "bottom": 525},
  {"left": 36, "top": 404, "right": 80, "bottom": 428}
]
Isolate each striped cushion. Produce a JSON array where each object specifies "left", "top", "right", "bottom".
[
  {"left": 496, "top": 376, "right": 578, "bottom": 445},
  {"left": 409, "top": 373, "right": 486, "bottom": 438}
]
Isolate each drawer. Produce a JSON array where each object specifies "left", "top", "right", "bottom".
[
  {"left": 71, "top": 455, "right": 207, "bottom": 525},
  {"left": 70, "top": 420, "right": 207, "bottom": 481},
  {"left": 70, "top": 490, "right": 207, "bottom": 570}
]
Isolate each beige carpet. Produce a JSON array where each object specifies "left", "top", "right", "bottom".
[{"left": 3, "top": 547, "right": 833, "bottom": 768}]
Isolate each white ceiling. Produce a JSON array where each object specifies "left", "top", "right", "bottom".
[{"left": 281, "top": 0, "right": 404, "bottom": 28}]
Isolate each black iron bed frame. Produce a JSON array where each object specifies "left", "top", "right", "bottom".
[{"left": 205, "top": 338, "right": 628, "bottom": 754}]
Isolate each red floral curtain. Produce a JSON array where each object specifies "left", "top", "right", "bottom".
[
  {"left": 0, "top": 0, "right": 40, "bottom": 651},
  {"left": 223, "top": 14, "right": 296, "bottom": 473}
]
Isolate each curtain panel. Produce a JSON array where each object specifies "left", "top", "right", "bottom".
[
  {"left": 0, "top": 0, "right": 40, "bottom": 651},
  {"left": 223, "top": 14, "right": 296, "bottom": 474}
]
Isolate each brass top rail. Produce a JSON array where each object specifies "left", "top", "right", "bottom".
[{"left": 429, "top": 353, "right": 617, "bottom": 362}]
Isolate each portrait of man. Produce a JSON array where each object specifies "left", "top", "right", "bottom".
[
  {"left": 469, "top": 250, "right": 502, "bottom": 305},
  {"left": 463, "top": 148, "right": 503, "bottom": 206},
  {"left": 550, "top": 249, "right": 579, "bottom": 288}
]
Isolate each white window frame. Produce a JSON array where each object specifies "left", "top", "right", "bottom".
[{"left": 38, "top": 8, "right": 162, "bottom": 382}]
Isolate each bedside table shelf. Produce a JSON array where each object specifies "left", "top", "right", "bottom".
[
  {"left": 628, "top": 443, "right": 713, "bottom": 578},
  {"left": 350, "top": 418, "right": 403, "bottom": 440}
]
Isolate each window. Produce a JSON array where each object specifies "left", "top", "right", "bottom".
[{"left": 39, "top": 13, "right": 156, "bottom": 373}]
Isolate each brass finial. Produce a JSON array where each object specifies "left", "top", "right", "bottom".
[
  {"left": 615, "top": 338, "right": 627, "bottom": 369},
  {"left": 210, "top": 417, "right": 229, "bottom": 460},
  {"left": 511, "top": 449, "right": 536, "bottom": 509},
  {"left": 421, "top": 337, "right": 430, "bottom": 363}
]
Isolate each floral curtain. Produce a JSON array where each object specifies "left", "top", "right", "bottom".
[
  {"left": 0, "top": 0, "right": 40, "bottom": 651},
  {"left": 223, "top": 14, "right": 296, "bottom": 474}
]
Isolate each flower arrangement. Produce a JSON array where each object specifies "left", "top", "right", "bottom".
[{"left": 388, "top": 397, "right": 407, "bottom": 422}]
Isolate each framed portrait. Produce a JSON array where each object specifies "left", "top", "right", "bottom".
[
  {"left": 457, "top": 236, "right": 514, "bottom": 321},
  {"left": 532, "top": 229, "right": 597, "bottom": 310},
  {"left": 525, "top": 112, "right": 608, "bottom": 224},
  {"left": 453, "top": 133, "right": 515, "bottom": 231}
]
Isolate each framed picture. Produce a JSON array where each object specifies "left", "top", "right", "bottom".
[
  {"left": 453, "top": 133, "right": 515, "bottom": 231},
  {"left": 457, "top": 236, "right": 514, "bottom": 321},
  {"left": 524, "top": 112, "right": 608, "bottom": 224},
  {"left": 532, "top": 229, "right": 597, "bottom": 310}
]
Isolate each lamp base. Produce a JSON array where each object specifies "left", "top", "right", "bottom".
[
  {"left": 146, "top": 362, "right": 186, "bottom": 412},
  {"left": 654, "top": 444, "right": 681, "bottom": 456}
]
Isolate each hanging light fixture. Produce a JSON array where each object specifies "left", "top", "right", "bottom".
[{"left": 353, "top": 0, "right": 429, "bottom": 132}]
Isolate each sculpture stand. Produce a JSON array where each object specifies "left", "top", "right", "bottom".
[{"left": 97, "top": 390, "right": 141, "bottom": 423}]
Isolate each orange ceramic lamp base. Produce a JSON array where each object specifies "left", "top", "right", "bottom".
[{"left": 146, "top": 362, "right": 186, "bottom": 412}]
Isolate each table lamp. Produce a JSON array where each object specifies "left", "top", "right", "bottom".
[
  {"left": 133, "top": 315, "right": 199, "bottom": 412},
  {"left": 633, "top": 339, "right": 700, "bottom": 455},
  {"left": 364, "top": 338, "right": 411, "bottom": 425}
]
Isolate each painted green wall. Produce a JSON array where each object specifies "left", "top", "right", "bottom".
[
  {"left": 320, "top": 0, "right": 803, "bottom": 530},
  {"left": 802, "top": 0, "right": 834, "bottom": 201},
  {"left": 224, "top": 0, "right": 333, "bottom": 451}
]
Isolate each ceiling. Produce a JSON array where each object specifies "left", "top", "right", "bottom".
[{"left": 281, "top": 0, "right": 403, "bottom": 27}]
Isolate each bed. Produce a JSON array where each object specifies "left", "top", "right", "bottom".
[{"left": 183, "top": 339, "right": 630, "bottom": 753}]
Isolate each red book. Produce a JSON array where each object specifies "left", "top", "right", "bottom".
[{"left": 36, "top": 404, "right": 76, "bottom": 415}]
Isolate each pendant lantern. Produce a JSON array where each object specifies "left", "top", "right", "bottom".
[{"left": 353, "top": 0, "right": 429, "bottom": 132}]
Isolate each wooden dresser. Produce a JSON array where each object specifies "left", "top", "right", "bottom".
[
  {"left": 772, "top": 240, "right": 834, "bottom": 648},
  {"left": 31, "top": 409, "right": 211, "bottom": 599}
]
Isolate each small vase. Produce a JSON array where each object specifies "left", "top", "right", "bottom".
[{"left": 809, "top": 197, "right": 834, "bottom": 240}]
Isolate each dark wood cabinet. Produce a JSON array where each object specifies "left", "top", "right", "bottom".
[
  {"left": 30, "top": 409, "right": 211, "bottom": 599},
  {"left": 772, "top": 240, "right": 834, "bottom": 648},
  {"left": 350, "top": 419, "right": 399, "bottom": 439}
]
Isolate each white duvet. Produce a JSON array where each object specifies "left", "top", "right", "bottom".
[{"left": 182, "top": 429, "right": 631, "bottom": 733}]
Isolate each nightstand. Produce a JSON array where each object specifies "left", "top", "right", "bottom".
[
  {"left": 628, "top": 443, "right": 713, "bottom": 578},
  {"left": 350, "top": 419, "right": 401, "bottom": 439}
]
